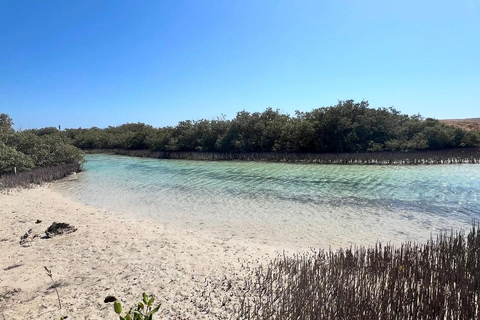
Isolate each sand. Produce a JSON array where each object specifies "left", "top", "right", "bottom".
[{"left": 0, "top": 186, "right": 281, "bottom": 320}]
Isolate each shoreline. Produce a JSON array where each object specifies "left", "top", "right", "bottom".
[
  {"left": 0, "top": 186, "right": 279, "bottom": 319},
  {"left": 85, "top": 148, "right": 480, "bottom": 165}
]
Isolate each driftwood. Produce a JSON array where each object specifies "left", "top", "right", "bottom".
[
  {"left": 19, "top": 229, "right": 38, "bottom": 246},
  {"left": 45, "top": 222, "right": 77, "bottom": 238},
  {"left": 19, "top": 222, "right": 77, "bottom": 246}
]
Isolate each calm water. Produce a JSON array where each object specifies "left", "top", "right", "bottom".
[{"left": 54, "top": 154, "right": 480, "bottom": 249}]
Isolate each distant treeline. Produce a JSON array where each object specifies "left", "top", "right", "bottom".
[
  {"left": 65, "top": 100, "right": 480, "bottom": 153},
  {"left": 0, "top": 114, "right": 83, "bottom": 184},
  {"left": 2, "top": 100, "right": 480, "bottom": 178}
]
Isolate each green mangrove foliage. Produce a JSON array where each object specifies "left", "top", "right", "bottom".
[
  {"left": 112, "top": 292, "right": 161, "bottom": 320},
  {"left": 0, "top": 113, "right": 84, "bottom": 176},
  {"left": 2, "top": 100, "right": 479, "bottom": 174},
  {"left": 64, "top": 100, "right": 480, "bottom": 153}
]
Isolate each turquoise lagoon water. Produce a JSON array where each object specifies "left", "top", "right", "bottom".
[{"left": 54, "top": 154, "right": 480, "bottom": 249}]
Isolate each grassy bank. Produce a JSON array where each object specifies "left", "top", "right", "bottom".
[
  {"left": 87, "top": 148, "right": 480, "bottom": 165},
  {"left": 237, "top": 224, "right": 480, "bottom": 319},
  {"left": 0, "top": 162, "right": 81, "bottom": 190}
]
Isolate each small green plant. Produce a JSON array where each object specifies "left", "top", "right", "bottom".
[{"left": 113, "top": 292, "right": 161, "bottom": 320}]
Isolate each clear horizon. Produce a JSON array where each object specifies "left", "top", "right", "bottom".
[{"left": 1, "top": 1, "right": 479, "bottom": 130}]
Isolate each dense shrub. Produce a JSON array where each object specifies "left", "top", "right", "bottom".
[
  {"left": 63, "top": 101, "right": 480, "bottom": 154},
  {"left": 0, "top": 141, "right": 34, "bottom": 173},
  {"left": 0, "top": 113, "right": 84, "bottom": 176}
]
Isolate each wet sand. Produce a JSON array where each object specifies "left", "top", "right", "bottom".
[{"left": 0, "top": 186, "right": 279, "bottom": 319}]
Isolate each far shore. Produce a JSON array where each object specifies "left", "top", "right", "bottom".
[
  {"left": 0, "top": 186, "right": 279, "bottom": 319},
  {"left": 85, "top": 147, "right": 480, "bottom": 165}
]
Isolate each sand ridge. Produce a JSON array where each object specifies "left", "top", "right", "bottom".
[
  {"left": 0, "top": 186, "right": 279, "bottom": 319},
  {"left": 440, "top": 118, "right": 480, "bottom": 131}
]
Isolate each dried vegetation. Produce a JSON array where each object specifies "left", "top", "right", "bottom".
[
  {"left": 0, "top": 163, "right": 81, "bottom": 190},
  {"left": 237, "top": 224, "right": 480, "bottom": 319},
  {"left": 108, "top": 148, "right": 480, "bottom": 165}
]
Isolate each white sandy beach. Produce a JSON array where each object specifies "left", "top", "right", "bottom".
[{"left": 0, "top": 186, "right": 280, "bottom": 320}]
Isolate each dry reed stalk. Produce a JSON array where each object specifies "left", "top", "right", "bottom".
[
  {"left": 105, "top": 148, "right": 480, "bottom": 165},
  {"left": 237, "top": 224, "right": 480, "bottom": 319},
  {"left": 0, "top": 163, "right": 81, "bottom": 190}
]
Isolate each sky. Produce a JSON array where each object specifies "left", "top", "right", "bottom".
[{"left": 1, "top": 0, "right": 479, "bottom": 130}]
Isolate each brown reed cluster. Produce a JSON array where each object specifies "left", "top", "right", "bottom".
[
  {"left": 100, "top": 148, "right": 480, "bottom": 165},
  {"left": 0, "top": 163, "right": 81, "bottom": 190},
  {"left": 237, "top": 224, "right": 480, "bottom": 319}
]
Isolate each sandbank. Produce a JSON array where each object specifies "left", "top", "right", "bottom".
[{"left": 0, "top": 186, "right": 279, "bottom": 319}]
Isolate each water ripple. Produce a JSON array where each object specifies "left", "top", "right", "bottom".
[{"left": 53, "top": 154, "right": 480, "bottom": 249}]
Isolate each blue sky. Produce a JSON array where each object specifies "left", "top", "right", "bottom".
[{"left": 1, "top": 1, "right": 479, "bottom": 130}]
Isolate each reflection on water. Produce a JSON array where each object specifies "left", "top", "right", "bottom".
[{"left": 53, "top": 154, "right": 480, "bottom": 249}]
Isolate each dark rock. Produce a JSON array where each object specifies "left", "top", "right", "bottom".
[{"left": 104, "top": 296, "right": 117, "bottom": 303}]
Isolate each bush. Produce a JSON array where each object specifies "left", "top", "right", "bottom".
[
  {"left": 13, "top": 132, "right": 83, "bottom": 167},
  {"left": 0, "top": 141, "right": 34, "bottom": 174}
]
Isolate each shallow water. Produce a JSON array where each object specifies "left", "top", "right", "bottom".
[{"left": 54, "top": 154, "right": 480, "bottom": 249}]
